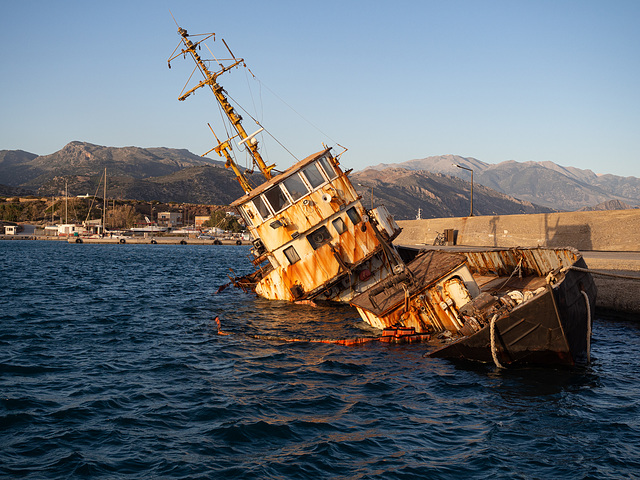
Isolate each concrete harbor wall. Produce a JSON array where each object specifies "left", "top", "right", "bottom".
[
  {"left": 396, "top": 209, "right": 640, "bottom": 252},
  {"left": 397, "top": 209, "right": 640, "bottom": 315}
]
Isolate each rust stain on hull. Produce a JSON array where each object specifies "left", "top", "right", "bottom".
[{"left": 170, "top": 25, "right": 596, "bottom": 366}]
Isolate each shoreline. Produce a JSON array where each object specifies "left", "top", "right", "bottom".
[{"left": 0, "top": 235, "right": 247, "bottom": 245}]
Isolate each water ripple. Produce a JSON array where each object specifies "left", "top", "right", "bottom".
[{"left": 1, "top": 241, "right": 639, "bottom": 479}]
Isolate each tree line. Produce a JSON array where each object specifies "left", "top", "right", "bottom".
[{"left": 0, "top": 196, "right": 245, "bottom": 232}]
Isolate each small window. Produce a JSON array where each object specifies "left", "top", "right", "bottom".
[
  {"left": 332, "top": 217, "right": 347, "bottom": 235},
  {"left": 283, "top": 245, "right": 300, "bottom": 265},
  {"left": 318, "top": 155, "right": 338, "bottom": 180},
  {"left": 302, "top": 163, "right": 325, "bottom": 189},
  {"left": 240, "top": 205, "right": 253, "bottom": 226},
  {"left": 307, "top": 225, "right": 332, "bottom": 250},
  {"left": 252, "top": 196, "right": 271, "bottom": 220},
  {"left": 283, "top": 174, "right": 309, "bottom": 201},
  {"left": 346, "top": 207, "right": 361, "bottom": 225},
  {"left": 263, "top": 185, "right": 290, "bottom": 214}
]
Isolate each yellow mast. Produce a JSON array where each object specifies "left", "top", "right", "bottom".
[
  {"left": 169, "top": 27, "right": 275, "bottom": 192},
  {"left": 203, "top": 124, "right": 253, "bottom": 193}
]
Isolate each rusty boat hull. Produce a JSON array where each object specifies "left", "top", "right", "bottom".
[
  {"left": 352, "top": 246, "right": 596, "bottom": 367},
  {"left": 429, "top": 256, "right": 596, "bottom": 366},
  {"left": 169, "top": 26, "right": 596, "bottom": 367}
]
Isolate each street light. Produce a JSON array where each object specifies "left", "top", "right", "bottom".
[
  {"left": 357, "top": 183, "right": 374, "bottom": 210},
  {"left": 454, "top": 164, "right": 474, "bottom": 216}
]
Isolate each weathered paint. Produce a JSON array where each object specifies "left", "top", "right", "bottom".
[
  {"left": 460, "top": 248, "right": 579, "bottom": 277},
  {"left": 237, "top": 150, "right": 403, "bottom": 303},
  {"left": 350, "top": 247, "right": 585, "bottom": 338},
  {"left": 172, "top": 26, "right": 596, "bottom": 366}
]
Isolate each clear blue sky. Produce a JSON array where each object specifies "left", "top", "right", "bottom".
[{"left": 1, "top": 0, "right": 638, "bottom": 177}]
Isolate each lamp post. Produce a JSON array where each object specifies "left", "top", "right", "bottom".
[
  {"left": 357, "top": 183, "right": 374, "bottom": 210},
  {"left": 454, "top": 164, "right": 474, "bottom": 216}
]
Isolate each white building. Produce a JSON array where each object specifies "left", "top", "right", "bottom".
[{"left": 57, "top": 224, "right": 86, "bottom": 236}]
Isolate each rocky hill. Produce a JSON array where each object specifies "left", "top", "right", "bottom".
[
  {"left": 0, "top": 150, "right": 40, "bottom": 187},
  {"left": 0, "top": 141, "right": 224, "bottom": 190},
  {"left": 351, "top": 168, "right": 554, "bottom": 220},
  {"left": 369, "top": 154, "right": 640, "bottom": 211},
  {"left": 578, "top": 199, "right": 639, "bottom": 212},
  {"left": 2, "top": 143, "right": 635, "bottom": 217}
]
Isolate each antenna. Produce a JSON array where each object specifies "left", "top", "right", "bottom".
[{"left": 169, "top": 10, "right": 179, "bottom": 27}]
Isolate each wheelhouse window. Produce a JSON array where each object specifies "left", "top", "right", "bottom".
[
  {"left": 307, "top": 225, "right": 332, "bottom": 250},
  {"left": 346, "top": 207, "right": 361, "bottom": 225},
  {"left": 283, "top": 173, "right": 309, "bottom": 202},
  {"left": 263, "top": 185, "right": 290, "bottom": 214},
  {"left": 318, "top": 155, "right": 338, "bottom": 180},
  {"left": 302, "top": 163, "right": 326, "bottom": 189},
  {"left": 252, "top": 196, "right": 271, "bottom": 220},
  {"left": 332, "top": 217, "right": 347, "bottom": 235},
  {"left": 283, "top": 245, "right": 301, "bottom": 265},
  {"left": 240, "top": 205, "right": 254, "bottom": 226}
]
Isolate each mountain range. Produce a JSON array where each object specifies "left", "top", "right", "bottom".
[
  {"left": 1, "top": 143, "right": 638, "bottom": 220},
  {"left": 349, "top": 168, "right": 554, "bottom": 220},
  {"left": 369, "top": 154, "right": 640, "bottom": 212}
]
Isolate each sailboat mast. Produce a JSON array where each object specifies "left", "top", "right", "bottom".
[
  {"left": 172, "top": 27, "right": 275, "bottom": 190},
  {"left": 103, "top": 168, "right": 107, "bottom": 233},
  {"left": 65, "top": 179, "right": 68, "bottom": 225}
]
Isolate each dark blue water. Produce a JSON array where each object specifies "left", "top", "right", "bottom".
[{"left": 1, "top": 241, "right": 639, "bottom": 479}]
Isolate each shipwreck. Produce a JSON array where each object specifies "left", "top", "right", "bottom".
[{"left": 168, "top": 26, "right": 596, "bottom": 367}]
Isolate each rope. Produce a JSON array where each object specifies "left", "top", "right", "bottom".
[
  {"left": 495, "top": 258, "right": 523, "bottom": 291},
  {"left": 248, "top": 334, "right": 380, "bottom": 346},
  {"left": 581, "top": 290, "right": 591, "bottom": 363},
  {"left": 213, "top": 317, "right": 430, "bottom": 346},
  {"left": 562, "top": 265, "right": 640, "bottom": 281},
  {"left": 490, "top": 314, "right": 504, "bottom": 369}
]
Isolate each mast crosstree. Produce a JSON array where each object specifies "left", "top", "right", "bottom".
[{"left": 168, "top": 27, "right": 275, "bottom": 193}]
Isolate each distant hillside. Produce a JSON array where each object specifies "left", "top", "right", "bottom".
[
  {"left": 0, "top": 150, "right": 39, "bottom": 187},
  {"left": 369, "top": 154, "right": 640, "bottom": 211},
  {"left": 35, "top": 165, "right": 252, "bottom": 204},
  {"left": 0, "top": 141, "right": 224, "bottom": 189},
  {"left": 351, "top": 168, "right": 555, "bottom": 220},
  {"left": 0, "top": 184, "right": 34, "bottom": 197},
  {"left": 578, "top": 199, "right": 639, "bottom": 212},
  {"left": 4, "top": 143, "right": 636, "bottom": 215}
]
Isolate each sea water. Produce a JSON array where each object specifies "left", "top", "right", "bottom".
[{"left": 1, "top": 241, "right": 639, "bottom": 479}]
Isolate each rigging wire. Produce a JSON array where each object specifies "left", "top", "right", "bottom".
[
  {"left": 83, "top": 170, "right": 106, "bottom": 225},
  {"left": 246, "top": 67, "right": 341, "bottom": 146},
  {"left": 189, "top": 38, "right": 344, "bottom": 180},
  {"left": 224, "top": 89, "right": 299, "bottom": 163},
  {"left": 209, "top": 87, "right": 261, "bottom": 189},
  {"left": 179, "top": 66, "right": 199, "bottom": 99},
  {"left": 243, "top": 68, "right": 270, "bottom": 167}
]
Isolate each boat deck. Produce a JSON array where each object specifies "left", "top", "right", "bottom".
[{"left": 474, "top": 274, "right": 548, "bottom": 295}]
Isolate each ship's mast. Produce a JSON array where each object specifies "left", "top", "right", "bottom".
[
  {"left": 103, "top": 167, "right": 107, "bottom": 232},
  {"left": 169, "top": 27, "right": 275, "bottom": 192}
]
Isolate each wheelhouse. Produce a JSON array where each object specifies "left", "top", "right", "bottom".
[{"left": 231, "top": 149, "right": 400, "bottom": 301}]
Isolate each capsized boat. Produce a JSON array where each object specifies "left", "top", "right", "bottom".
[{"left": 168, "top": 26, "right": 596, "bottom": 366}]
